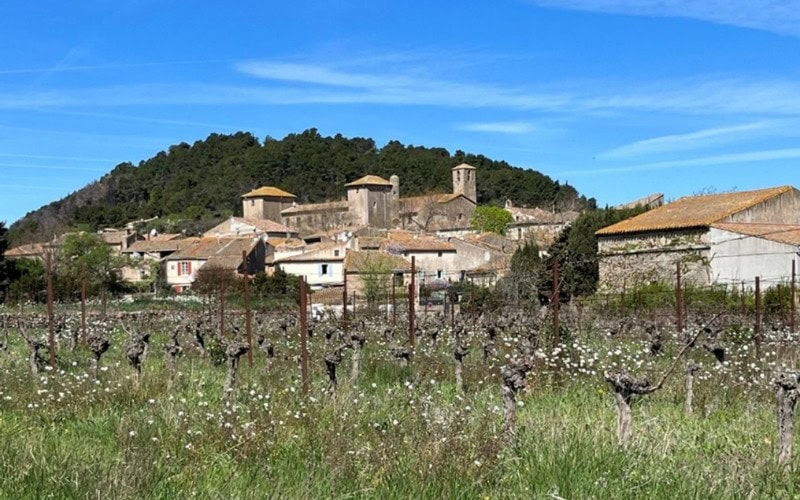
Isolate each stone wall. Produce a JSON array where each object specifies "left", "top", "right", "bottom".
[{"left": 597, "top": 228, "right": 711, "bottom": 290}]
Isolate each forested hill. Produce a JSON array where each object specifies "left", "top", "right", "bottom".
[{"left": 9, "top": 129, "right": 592, "bottom": 244}]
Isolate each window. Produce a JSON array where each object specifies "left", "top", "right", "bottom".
[
  {"left": 456, "top": 171, "right": 461, "bottom": 182},
  {"left": 179, "top": 261, "right": 191, "bottom": 275},
  {"left": 437, "top": 270, "right": 443, "bottom": 279},
  {"left": 250, "top": 199, "right": 255, "bottom": 206},
  {"left": 320, "top": 264, "right": 329, "bottom": 276},
  {"left": 437, "top": 251, "right": 443, "bottom": 257},
  {"left": 467, "top": 171, "right": 471, "bottom": 181},
  {"left": 393, "top": 272, "right": 404, "bottom": 286},
  {"left": 334, "top": 250, "right": 340, "bottom": 257}
]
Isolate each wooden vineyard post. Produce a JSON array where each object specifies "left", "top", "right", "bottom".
[
  {"left": 675, "top": 263, "right": 684, "bottom": 333},
  {"left": 243, "top": 250, "right": 253, "bottom": 366},
  {"left": 46, "top": 249, "right": 56, "bottom": 368},
  {"left": 219, "top": 271, "right": 226, "bottom": 339},
  {"left": 342, "top": 268, "right": 348, "bottom": 331},
  {"left": 552, "top": 259, "right": 561, "bottom": 348},
  {"left": 409, "top": 256, "right": 416, "bottom": 354},
  {"left": 792, "top": 260, "right": 797, "bottom": 334},
  {"left": 80, "top": 264, "right": 87, "bottom": 346},
  {"left": 299, "top": 276, "right": 309, "bottom": 397},
  {"left": 391, "top": 278, "right": 397, "bottom": 326},
  {"left": 755, "top": 276, "right": 762, "bottom": 359}
]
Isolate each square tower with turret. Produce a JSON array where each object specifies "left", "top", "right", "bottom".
[{"left": 452, "top": 163, "right": 477, "bottom": 203}]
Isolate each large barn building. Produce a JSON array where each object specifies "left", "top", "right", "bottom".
[{"left": 596, "top": 186, "right": 800, "bottom": 290}]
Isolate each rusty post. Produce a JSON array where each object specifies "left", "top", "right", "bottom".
[
  {"left": 409, "top": 256, "right": 416, "bottom": 353},
  {"left": 299, "top": 276, "right": 309, "bottom": 397},
  {"left": 342, "top": 268, "right": 348, "bottom": 329},
  {"left": 552, "top": 258, "right": 561, "bottom": 348},
  {"left": 792, "top": 260, "right": 797, "bottom": 334},
  {"left": 391, "top": 277, "right": 397, "bottom": 326},
  {"left": 80, "top": 264, "right": 87, "bottom": 346},
  {"left": 46, "top": 250, "right": 55, "bottom": 367},
  {"left": 219, "top": 271, "right": 225, "bottom": 339},
  {"left": 755, "top": 276, "right": 762, "bottom": 359},
  {"left": 243, "top": 250, "right": 253, "bottom": 365},
  {"left": 675, "top": 263, "right": 684, "bottom": 333}
]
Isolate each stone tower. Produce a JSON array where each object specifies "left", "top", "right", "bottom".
[
  {"left": 390, "top": 174, "right": 400, "bottom": 225},
  {"left": 452, "top": 163, "right": 477, "bottom": 203},
  {"left": 242, "top": 186, "right": 296, "bottom": 222},
  {"left": 345, "top": 175, "right": 394, "bottom": 228}
]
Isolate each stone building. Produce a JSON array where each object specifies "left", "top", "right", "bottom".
[
  {"left": 596, "top": 186, "right": 800, "bottom": 290},
  {"left": 504, "top": 201, "right": 579, "bottom": 246},
  {"left": 241, "top": 164, "right": 478, "bottom": 234},
  {"left": 241, "top": 187, "right": 296, "bottom": 221}
]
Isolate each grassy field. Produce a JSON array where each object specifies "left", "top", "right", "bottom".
[{"left": 0, "top": 315, "right": 798, "bottom": 499}]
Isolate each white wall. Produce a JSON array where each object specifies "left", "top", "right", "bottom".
[
  {"left": 280, "top": 261, "right": 344, "bottom": 288},
  {"left": 709, "top": 228, "right": 798, "bottom": 289},
  {"left": 166, "top": 259, "right": 205, "bottom": 288}
]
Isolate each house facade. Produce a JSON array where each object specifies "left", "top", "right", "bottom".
[{"left": 165, "top": 237, "right": 265, "bottom": 293}]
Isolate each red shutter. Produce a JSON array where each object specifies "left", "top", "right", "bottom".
[
  {"left": 187, "top": 261, "right": 192, "bottom": 274},
  {"left": 177, "top": 262, "right": 181, "bottom": 276}
]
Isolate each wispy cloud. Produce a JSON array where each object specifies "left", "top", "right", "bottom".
[
  {"left": 457, "top": 121, "right": 536, "bottom": 134},
  {"left": 530, "top": 0, "right": 800, "bottom": 37},
  {"left": 562, "top": 148, "right": 800, "bottom": 176},
  {"left": 599, "top": 122, "right": 772, "bottom": 158},
  {"left": 4, "top": 59, "right": 800, "bottom": 119}
]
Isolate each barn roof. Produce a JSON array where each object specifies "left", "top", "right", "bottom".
[{"left": 596, "top": 186, "right": 795, "bottom": 236}]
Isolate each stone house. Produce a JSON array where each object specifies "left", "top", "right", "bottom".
[
  {"left": 342, "top": 250, "right": 412, "bottom": 300},
  {"left": 504, "top": 201, "right": 579, "bottom": 246},
  {"left": 120, "top": 235, "right": 196, "bottom": 282},
  {"left": 596, "top": 186, "right": 800, "bottom": 290},
  {"left": 381, "top": 233, "right": 459, "bottom": 283},
  {"left": 165, "top": 237, "right": 265, "bottom": 293}
]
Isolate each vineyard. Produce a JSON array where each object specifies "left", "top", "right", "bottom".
[{"left": 1, "top": 278, "right": 800, "bottom": 499}]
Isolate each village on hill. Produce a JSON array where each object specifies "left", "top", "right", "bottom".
[{"left": 6, "top": 161, "right": 800, "bottom": 304}]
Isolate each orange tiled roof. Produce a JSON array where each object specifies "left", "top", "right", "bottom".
[
  {"left": 384, "top": 235, "right": 456, "bottom": 252},
  {"left": 712, "top": 222, "right": 800, "bottom": 246},
  {"left": 345, "top": 175, "right": 393, "bottom": 188},
  {"left": 167, "top": 237, "right": 257, "bottom": 262},
  {"left": 242, "top": 186, "right": 296, "bottom": 198},
  {"left": 596, "top": 186, "right": 795, "bottom": 236}
]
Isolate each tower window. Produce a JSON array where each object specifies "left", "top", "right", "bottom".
[
  {"left": 467, "top": 171, "right": 471, "bottom": 180},
  {"left": 250, "top": 200, "right": 255, "bottom": 206},
  {"left": 456, "top": 171, "right": 461, "bottom": 182}
]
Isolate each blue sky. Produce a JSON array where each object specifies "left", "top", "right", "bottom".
[{"left": 2, "top": 0, "right": 800, "bottom": 224}]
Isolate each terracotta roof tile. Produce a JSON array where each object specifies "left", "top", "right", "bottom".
[
  {"left": 167, "top": 237, "right": 258, "bottom": 262},
  {"left": 384, "top": 236, "right": 456, "bottom": 252},
  {"left": 597, "top": 186, "right": 795, "bottom": 236},
  {"left": 242, "top": 186, "right": 296, "bottom": 198},
  {"left": 345, "top": 175, "right": 393, "bottom": 188}
]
